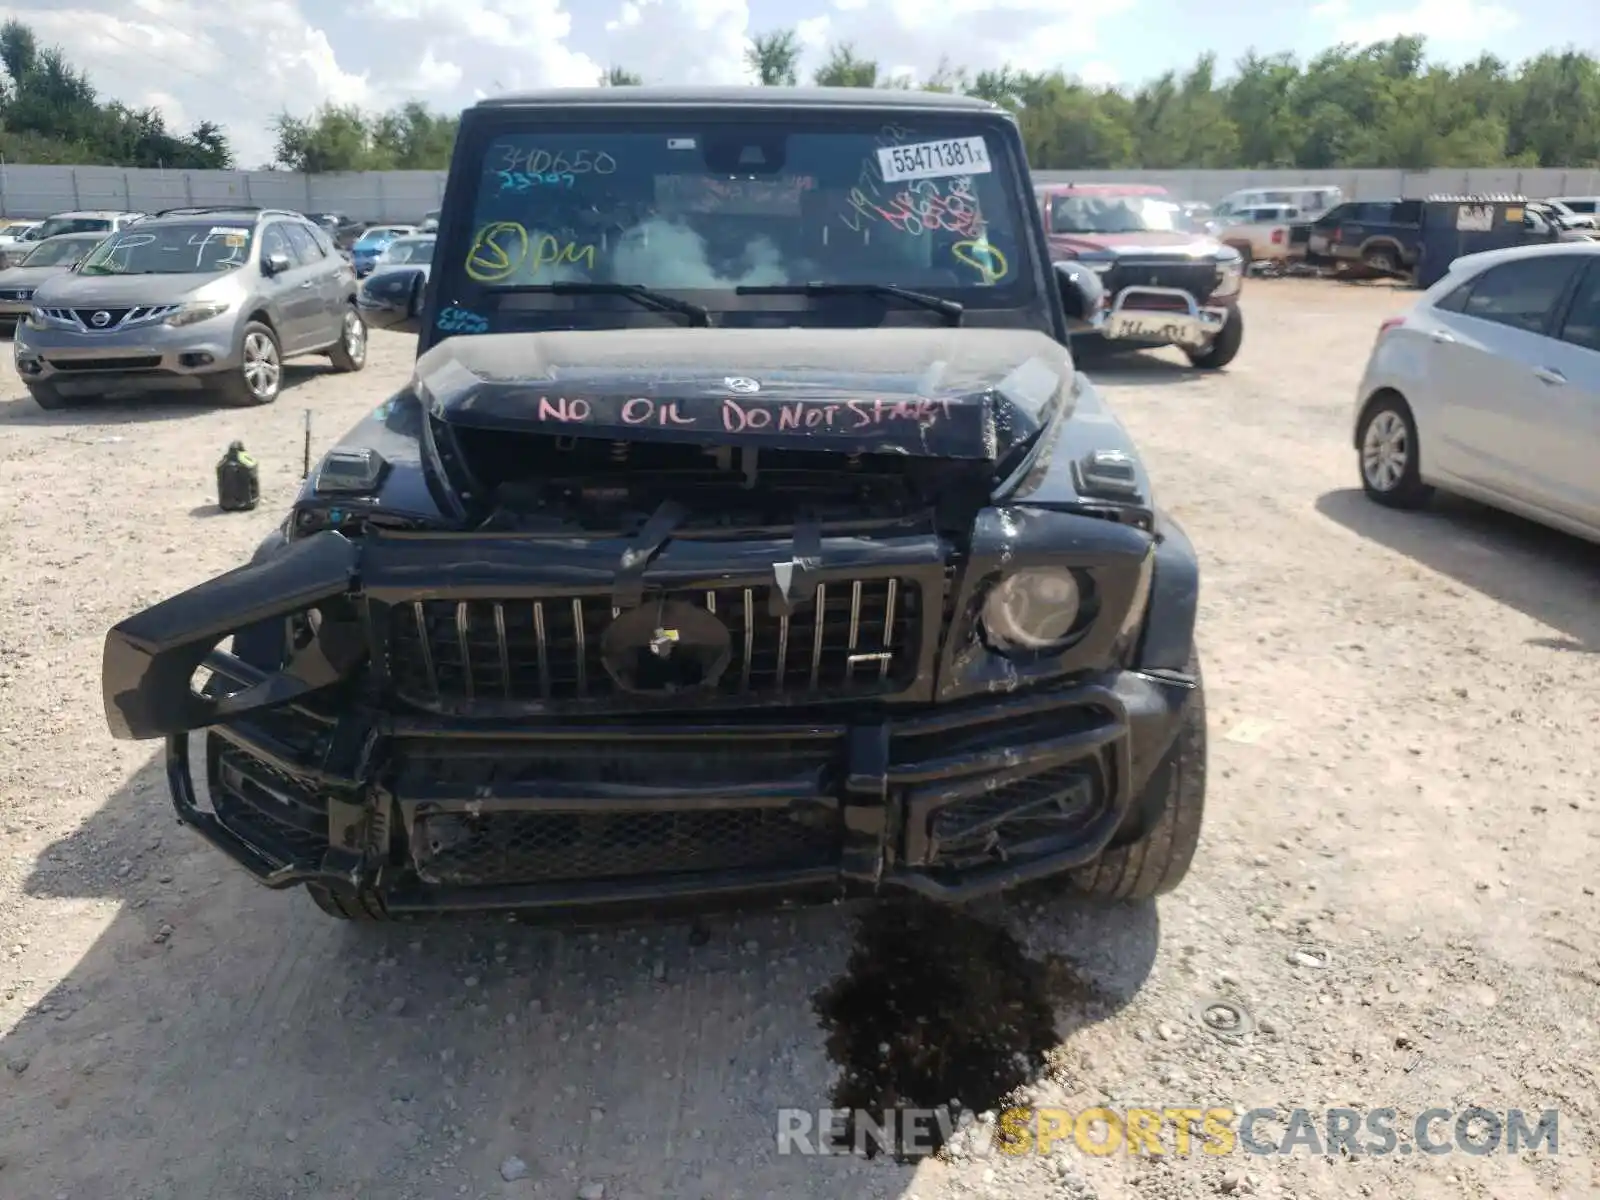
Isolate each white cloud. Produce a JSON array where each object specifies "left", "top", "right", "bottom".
[
  {"left": 1078, "top": 60, "right": 1119, "bottom": 87},
  {"left": 1311, "top": 0, "right": 1519, "bottom": 48},
  {"left": 602, "top": 0, "right": 753, "bottom": 84},
  {"left": 360, "top": 0, "right": 599, "bottom": 96},
  {"left": 0, "top": 0, "right": 374, "bottom": 166},
  {"left": 791, "top": 0, "right": 1138, "bottom": 84},
  {"left": 0, "top": 0, "right": 599, "bottom": 167},
  {"left": 143, "top": 88, "right": 186, "bottom": 129},
  {"left": 407, "top": 47, "right": 463, "bottom": 92},
  {"left": 0, "top": 0, "right": 1143, "bottom": 172}
]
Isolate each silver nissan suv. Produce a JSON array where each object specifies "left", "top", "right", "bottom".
[{"left": 15, "top": 206, "right": 367, "bottom": 410}]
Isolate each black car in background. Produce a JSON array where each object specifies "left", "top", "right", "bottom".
[
  {"left": 1305, "top": 200, "right": 1424, "bottom": 276},
  {"left": 355, "top": 234, "right": 434, "bottom": 329},
  {"left": 304, "top": 211, "right": 365, "bottom": 251}
]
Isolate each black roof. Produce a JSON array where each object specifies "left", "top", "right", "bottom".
[{"left": 473, "top": 86, "right": 1001, "bottom": 113}]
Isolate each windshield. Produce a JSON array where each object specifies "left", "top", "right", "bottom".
[
  {"left": 358, "top": 229, "right": 404, "bottom": 247},
  {"left": 1049, "top": 195, "right": 1178, "bottom": 234},
  {"left": 21, "top": 235, "right": 101, "bottom": 267},
  {"left": 79, "top": 222, "right": 255, "bottom": 276},
  {"left": 381, "top": 237, "right": 435, "bottom": 265},
  {"left": 446, "top": 120, "right": 1030, "bottom": 317},
  {"left": 35, "top": 216, "right": 113, "bottom": 240}
]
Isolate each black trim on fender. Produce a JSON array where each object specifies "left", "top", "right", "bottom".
[
  {"left": 103, "top": 531, "right": 360, "bottom": 740},
  {"left": 1137, "top": 509, "right": 1200, "bottom": 672}
]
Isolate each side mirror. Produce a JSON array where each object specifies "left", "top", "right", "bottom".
[
  {"left": 1055, "top": 259, "right": 1106, "bottom": 327},
  {"left": 264, "top": 252, "right": 292, "bottom": 277}
]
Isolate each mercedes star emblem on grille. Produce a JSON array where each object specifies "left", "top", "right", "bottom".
[
  {"left": 724, "top": 376, "right": 760, "bottom": 394},
  {"left": 601, "top": 601, "right": 731, "bottom": 694},
  {"left": 90, "top": 310, "right": 112, "bottom": 327},
  {"left": 649, "top": 627, "right": 680, "bottom": 659}
]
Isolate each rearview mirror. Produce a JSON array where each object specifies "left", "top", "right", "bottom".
[
  {"left": 1055, "top": 259, "right": 1106, "bottom": 327},
  {"left": 264, "top": 252, "right": 292, "bottom": 277}
]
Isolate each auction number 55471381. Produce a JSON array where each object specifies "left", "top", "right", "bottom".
[{"left": 877, "top": 137, "right": 994, "bottom": 184}]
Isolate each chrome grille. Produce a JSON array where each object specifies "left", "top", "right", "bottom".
[
  {"left": 37, "top": 304, "right": 181, "bottom": 331},
  {"left": 388, "top": 579, "right": 919, "bottom": 705}
]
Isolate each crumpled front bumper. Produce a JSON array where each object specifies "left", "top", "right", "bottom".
[
  {"left": 104, "top": 526, "right": 1197, "bottom": 917},
  {"left": 161, "top": 653, "right": 1193, "bottom": 915}
]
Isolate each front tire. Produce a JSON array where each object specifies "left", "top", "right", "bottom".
[
  {"left": 1186, "top": 306, "right": 1243, "bottom": 370},
  {"left": 327, "top": 307, "right": 367, "bottom": 373},
  {"left": 26, "top": 381, "right": 70, "bottom": 411},
  {"left": 307, "top": 883, "right": 390, "bottom": 921},
  {"left": 1357, "top": 392, "right": 1433, "bottom": 508},
  {"left": 215, "top": 322, "right": 283, "bottom": 407},
  {"left": 1071, "top": 654, "right": 1207, "bottom": 901}
]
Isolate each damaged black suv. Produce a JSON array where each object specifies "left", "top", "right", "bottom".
[{"left": 101, "top": 87, "right": 1207, "bottom": 922}]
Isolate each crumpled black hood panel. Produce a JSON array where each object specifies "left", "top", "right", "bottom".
[{"left": 413, "top": 327, "right": 1076, "bottom": 462}]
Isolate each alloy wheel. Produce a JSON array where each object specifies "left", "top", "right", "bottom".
[
  {"left": 343, "top": 310, "right": 367, "bottom": 364},
  {"left": 242, "top": 331, "right": 281, "bottom": 400},
  {"left": 1361, "top": 409, "right": 1408, "bottom": 491}
]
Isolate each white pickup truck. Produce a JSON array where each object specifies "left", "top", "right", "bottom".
[{"left": 1211, "top": 204, "right": 1303, "bottom": 263}]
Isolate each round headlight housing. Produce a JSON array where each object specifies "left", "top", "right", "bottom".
[{"left": 982, "top": 568, "right": 1085, "bottom": 653}]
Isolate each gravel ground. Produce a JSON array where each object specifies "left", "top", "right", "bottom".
[{"left": 1, "top": 283, "right": 1597, "bottom": 1200}]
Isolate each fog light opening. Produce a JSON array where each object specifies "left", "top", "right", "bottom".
[{"left": 179, "top": 351, "right": 214, "bottom": 368}]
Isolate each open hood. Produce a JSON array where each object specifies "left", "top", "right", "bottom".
[{"left": 413, "top": 326, "right": 1077, "bottom": 463}]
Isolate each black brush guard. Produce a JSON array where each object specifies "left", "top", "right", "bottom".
[{"left": 110, "top": 528, "right": 1195, "bottom": 913}]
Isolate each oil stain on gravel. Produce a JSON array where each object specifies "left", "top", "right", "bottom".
[{"left": 813, "top": 901, "right": 1084, "bottom": 1161}]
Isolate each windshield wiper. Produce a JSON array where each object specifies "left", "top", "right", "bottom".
[
  {"left": 736, "top": 282, "right": 963, "bottom": 326},
  {"left": 497, "top": 281, "right": 712, "bottom": 327}
]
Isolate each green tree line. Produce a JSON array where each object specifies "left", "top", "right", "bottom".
[
  {"left": 0, "top": 20, "right": 230, "bottom": 168},
  {"left": 4, "top": 16, "right": 1599, "bottom": 174},
  {"left": 268, "top": 35, "right": 1600, "bottom": 173}
]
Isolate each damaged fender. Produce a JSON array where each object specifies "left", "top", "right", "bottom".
[{"left": 103, "top": 531, "right": 363, "bottom": 740}]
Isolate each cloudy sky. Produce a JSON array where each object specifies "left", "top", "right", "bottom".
[{"left": 0, "top": 0, "right": 1577, "bottom": 167}]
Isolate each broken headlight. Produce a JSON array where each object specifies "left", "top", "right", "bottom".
[{"left": 982, "top": 568, "right": 1086, "bottom": 654}]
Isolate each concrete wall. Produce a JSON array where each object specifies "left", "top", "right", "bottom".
[
  {"left": 4, "top": 163, "right": 1600, "bottom": 222},
  {"left": 0, "top": 165, "right": 447, "bottom": 222}
]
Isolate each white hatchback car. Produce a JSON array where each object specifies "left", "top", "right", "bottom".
[{"left": 1353, "top": 241, "right": 1600, "bottom": 541}]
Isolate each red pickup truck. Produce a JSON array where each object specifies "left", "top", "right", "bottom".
[{"left": 1036, "top": 182, "right": 1245, "bottom": 369}]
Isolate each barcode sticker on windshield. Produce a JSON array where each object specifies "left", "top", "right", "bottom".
[{"left": 877, "top": 137, "right": 992, "bottom": 183}]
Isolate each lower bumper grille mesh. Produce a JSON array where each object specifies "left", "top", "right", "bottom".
[
  {"left": 411, "top": 807, "right": 840, "bottom": 886},
  {"left": 208, "top": 737, "right": 328, "bottom": 864}
]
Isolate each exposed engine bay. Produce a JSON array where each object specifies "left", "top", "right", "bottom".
[{"left": 451, "top": 425, "right": 995, "bottom": 535}]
